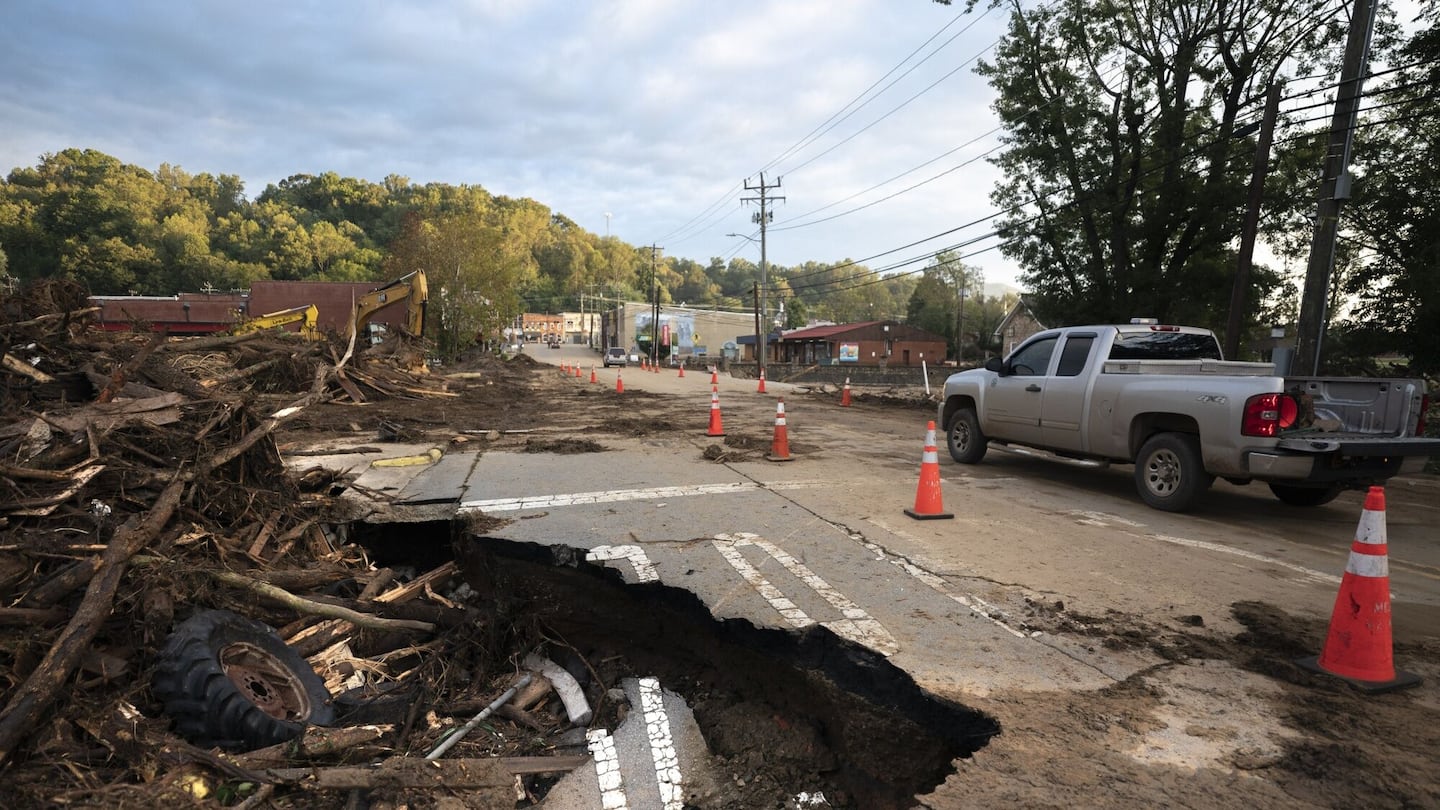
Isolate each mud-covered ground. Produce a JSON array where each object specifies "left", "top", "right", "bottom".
[{"left": 277, "top": 353, "right": 1440, "bottom": 809}]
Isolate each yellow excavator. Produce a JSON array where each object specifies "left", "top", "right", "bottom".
[
  {"left": 339, "top": 270, "right": 429, "bottom": 372},
  {"left": 348, "top": 270, "right": 428, "bottom": 343},
  {"left": 233, "top": 304, "right": 321, "bottom": 340}
]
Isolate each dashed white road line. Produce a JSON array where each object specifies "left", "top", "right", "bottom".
[
  {"left": 1136, "top": 532, "right": 1342, "bottom": 585},
  {"left": 586, "top": 728, "right": 628, "bottom": 809},
  {"left": 713, "top": 532, "right": 900, "bottom": 655},
  {"left": 1066, "top": 509, "right": 1147, "bottom": 528},
  {"left": 638, "top": 677, "right": 684, "bottom": 810},
  {"left": 458, "top": 480, "right": 823, "bottom": 513},
  {"left": 587, "top": 545, "right": 660, "bottom": 583}
]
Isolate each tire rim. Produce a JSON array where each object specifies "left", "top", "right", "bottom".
[
  {"left": 220, "top": 642, "right": 315, "bottom": 722},
  {"left": 1142, "top": 448, "right": 1181, "bottom": 497},
  {"left": 951, "top": 421, "right": 970, "bottom": 453}
]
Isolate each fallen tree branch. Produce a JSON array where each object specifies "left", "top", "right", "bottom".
[
  {"left": 197, "top": 366, "right": 334, "bottom": 475},
  {"left": 259, "top": 755, "right": 589, "bottom": 789},
  {"left": 97, "top": 331, "right": 165, "bottom": 403},
  {"left": 200, "top": 357, "right": 284, "bottom": 389},
  {"left": 229, "top": 724, "right": 394, "bottom": 768},
  {"left": 1, "top": 306, "right": 100, "bottom": 330},
  {"left": 128, "top": 561, "right": 434, "bottom": 633},
  {"left": 154, "top": 331, "right": 263, "bottom": 352},
  {"left": 1, "top": 353, "right": 55, "bottom": 383},
  {"left": 0, "top": 475, "right": 185, "bottom": 765}
]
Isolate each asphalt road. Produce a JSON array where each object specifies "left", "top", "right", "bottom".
[{"left": 328, "top": 343, "right": 1440, "bottom": 807}]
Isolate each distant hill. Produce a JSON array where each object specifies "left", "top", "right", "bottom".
[{"left": 983, "top": 282, "right": 1022, "bottom": 300}]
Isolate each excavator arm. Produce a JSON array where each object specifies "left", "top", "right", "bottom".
[
  {"left": 233, "top": 304, "right": 321, "bottom": 340},
  {"left": 349, "top": 270, "right": 428, "bottom": 342}
]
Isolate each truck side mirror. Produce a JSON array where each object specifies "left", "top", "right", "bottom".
[{"left": 984, "top": 356, "right": 1006, "bottom": 374}]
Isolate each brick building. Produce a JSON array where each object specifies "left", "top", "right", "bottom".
[{"left": 772, "top": 320, "right": 947, "bottom": 366}]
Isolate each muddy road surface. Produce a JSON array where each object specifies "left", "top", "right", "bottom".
[{"left": 281, "top": 345, "right": 1440, "bottom": 809}]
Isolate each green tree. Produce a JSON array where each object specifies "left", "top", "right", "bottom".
[
  {"left": 977, "top": 0, "right": 1342, "bottom": 329},
  {"left": 906, "top": 251, "right": 984, "bottom": 361},
  {"left": 1339, "top": 14, "right": 1440, "bottom": 372},
  {"left": 387, "top": 208, "right": 534, "bottom": 360}
]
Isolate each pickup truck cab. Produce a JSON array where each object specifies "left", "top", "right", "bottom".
[{"left": 938, "top": 323, "right": 1439, "bottom": 512}]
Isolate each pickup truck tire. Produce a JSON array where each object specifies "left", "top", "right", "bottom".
[
  {"left": 1134, "top": 433, "right": 1212, "bottom": 512},
  {"left": 946, "top": 407, "right": 988, "bottom": 464},
  {"left": 1268, "top": 483, "right": 1344, "bottom": 507}
]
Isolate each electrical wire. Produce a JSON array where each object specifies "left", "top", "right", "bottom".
[{"left": 757, "top": 5, "right": 980, "bottom": 175}]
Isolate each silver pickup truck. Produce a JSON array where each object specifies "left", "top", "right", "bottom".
[{"left": 938, "top": 323, "right": 1440, "bottom": 511}]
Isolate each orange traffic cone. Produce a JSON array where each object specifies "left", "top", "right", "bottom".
[
  {"left": 615, "top": 372, "right": 624, "bottom": 394},
  {"left": 1298, "top": 486, "right": 1421, "bottom": 692},
  {"left": 678, "top": 363, "right": 685, "bottom": 378},
  {"left": 574, "top": 365, "right": 582, "bottom": 379},
  {"left": 841, "top": 378, "right": 852, "bottom": 407},
  {"left": 590, "top": 366, "right": 598, "bottom": 384},
  {"left": 905, "top": 420, "right": 953, "bottom": 520},
  {"left": 705, "top": 386, "right": 725, "bottom": 437},
  {"left": 640, "top": 357, "right": 647, "bottom": 372},
  {"left": 710, "top": 368, "right": 719, "bottom": 385},
  {"left": 766, "top": 398, "right": 793, "bottom": 462},
  {"left": 757, "top": 369, "right": 767, "bottom": 394}
]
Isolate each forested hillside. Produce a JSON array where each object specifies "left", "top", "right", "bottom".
[{"left": 0, "top": 149, "right": 1016, "bottom": 359}]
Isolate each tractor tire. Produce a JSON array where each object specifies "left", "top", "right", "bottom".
[{"left": 153, "top": 610, "right": 333, "bottom": 751}]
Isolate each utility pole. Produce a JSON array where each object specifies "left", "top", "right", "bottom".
[
  {"left": 648, "top": 244, "right": 663, "bottom": 367},
  {"left": 956, "top": 271, "right": 967, "bottom": 364},
  {"left": 1224, "top": 82, "right": 1283, "bottom": 360},
  {"left": 742, "top": 173, "right": 783, "bottom": 376},
  {"left": 752, "top": 283, "right": 761, "bottom": 364},
  {"left": 1293, "top": 0, "right": 1377, "bottom": 375}
]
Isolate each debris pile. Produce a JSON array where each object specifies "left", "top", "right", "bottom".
[{"left": 0, "top": 280, "right": 595, "bottom": 807}]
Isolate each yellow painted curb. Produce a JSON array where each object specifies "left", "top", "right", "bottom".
[{"left": 371, "top": 448, "right": 443, "bottom": 468}]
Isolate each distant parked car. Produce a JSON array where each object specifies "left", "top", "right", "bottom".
[{"left": 603, "top": 347, "right": 627, "bottom": 367}]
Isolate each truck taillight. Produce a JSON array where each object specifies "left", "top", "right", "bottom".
[
  {"left": 1243, "top": 393, "right": 1300, "bottom": 437},
  {"left": 1418, "top": 394, "right": 1431, "bottom": 436}
]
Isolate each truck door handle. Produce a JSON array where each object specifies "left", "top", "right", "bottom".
[{"left": 1026, "top": 384, "right": 1042, "bottom": 392}]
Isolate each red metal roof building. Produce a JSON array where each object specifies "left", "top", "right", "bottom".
[
  {"left": 248, "top": 280, "right": 410, "bottom": 333},
  {"left": 90, "top": 280, "right": 417, "bottom": 337},
  {"left": 773, "top": 320, "right": 947, "bottom": 366},
  {"left": 91, "top": 292, "right": 248, "bottom": 334}
]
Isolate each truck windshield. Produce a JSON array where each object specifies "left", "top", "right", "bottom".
[{"left": 1108, "top": 331, "right": 1222, "bottom": 361}]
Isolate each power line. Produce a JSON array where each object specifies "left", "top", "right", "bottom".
[
  {"left": 768, "top": 5, "right": 1000, "bottom": 179},
  {"left": 757, "top": 5, "right": 978, "bottom": 175}
]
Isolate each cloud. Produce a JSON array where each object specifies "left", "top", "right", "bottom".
[{"left": 1, "top": 0, "right": 1023, "bottom": 284}]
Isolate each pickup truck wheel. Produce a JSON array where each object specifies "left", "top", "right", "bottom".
[
  {"left": 1134, "top": 433, "right": 1212, "bottom": 512},
  {"left": 946, "top": 407, "right": 987, "bottom": 464},
  {"left": 1268, "top": 483, "right": 1344, "bottom": 507}
]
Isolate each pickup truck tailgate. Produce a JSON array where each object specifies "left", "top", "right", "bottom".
[{"left": 1285, "top": 376, "right": 1426, "bottom": 435}]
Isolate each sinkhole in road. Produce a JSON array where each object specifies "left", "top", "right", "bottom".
[{"left": 356, "top": 521, "right": 1000, "bottom": 808}]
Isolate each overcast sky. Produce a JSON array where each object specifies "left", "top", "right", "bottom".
[{"left": 1, "top": 1, "right": 1031, "bottom": 286}]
